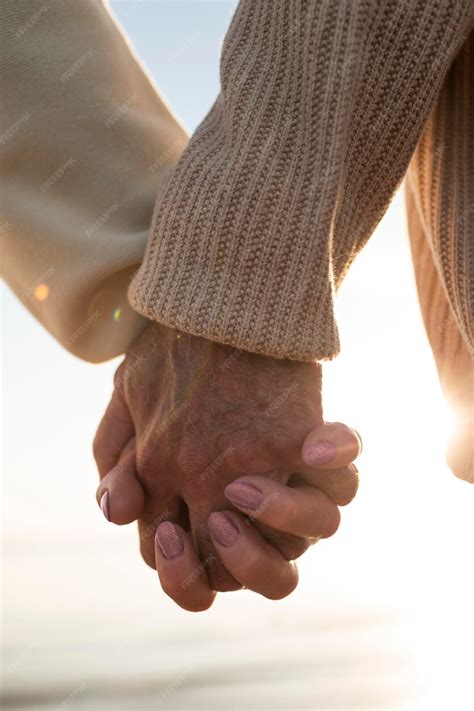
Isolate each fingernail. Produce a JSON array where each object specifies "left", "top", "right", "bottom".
[
  {"left": 156, "top": 522, "right": 184, "bottom": 560},
  {"left": 208, "top": 512, "right": 240, "bottom": 547},
  {"left": 100, "top": 491, "right": 110, "bottom": 521},
  {"left": 303, "top": 441, "right": 337, "bottom": 465},
  {"left": 224, "top": 481, "right": 263, "bottom": 511}
]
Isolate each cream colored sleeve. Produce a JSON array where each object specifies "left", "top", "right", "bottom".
[{"left": 0, "top": 0, "right": 188, "bottom": 362}]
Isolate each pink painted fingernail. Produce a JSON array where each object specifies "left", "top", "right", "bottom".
[
  {"left": 208, "top": 512, "right": 240, "bottom": 547},
  {"left": 225, "top": 481, "right": 263, "bottom": 511},
  {"left": 303, "top": 441, "right": 337, "bottom": 465},
  {"left": 155, "top": 522, "right": 184, "bottom": 560},
  {"left": 100, "top": 491, "right": 110, "bottom": 521}
]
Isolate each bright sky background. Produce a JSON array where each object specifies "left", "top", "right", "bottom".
[{"left": 2, "top": 2, "right": 474, "bottom": 709}]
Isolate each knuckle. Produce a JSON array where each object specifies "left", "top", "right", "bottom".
[
  {"left": 92, "top": 430, "right": 110, "bottom": 476},
  {"left": 332, "top": 465, "right": 360, "bottom": 506},
  {"left": 112, "top": 360, "right": 127, "bottom": 394},
  {"left": 92, "top": 431, "right": 102, "bottom": 464},
  {"left": 178, "top": 597, "right": 215, "bottom": 613},
  {"left": 188, "top": 601, "right": 214, "bottom": 613},
  {"left": 162, "top": 585, "right": 213, "bottom": 612},
  {"left": 322, "top": 506, "right": 341, "bottom": 538},
  {"left": 264, "top": 570, "right": 299, "bottom": 600},
  {"left": 337, "top": 482, "right": 359, "bottom": 506},
  {"left": 274, "top": 535, "right": 310, "bottom": 562}
]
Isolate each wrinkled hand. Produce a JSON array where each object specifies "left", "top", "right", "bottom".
[{"left": 93, "top": 322, "right": 360, "bottom": 610}]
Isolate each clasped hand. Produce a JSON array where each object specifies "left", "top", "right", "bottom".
[{"left": 94, "top": 322, "right": 361, "bottom": 611}]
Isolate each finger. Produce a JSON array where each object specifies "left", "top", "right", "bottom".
[
  {"left": 288, "top": 463, "right": 360, "bottom": 506},
  {"left": 93, "top": 389, "right": 135, "bottom": 479},
  {"left": 138, "top": 496, "right": 189, "bottom": 569},
  {"left": 224, "top": 476, "right": 340, "bottom": 539},
  {"left": 188, "top": 505, "right": 243, "bottom": 593},
  {"left": 249, "top": 523, "right": 315, "bottom": 561},
  {"left": 300, "top": 422, "right": 362, "bottom": 471},
  {"left": 188, "top": 493, "right": 307, "bottom": 587},
  {"left": 292, "top": 422, "right": 361, "bottom": 505},
  {"left": 244, "top": 470, "right": 342, "bottom": 556},
  {"left": 155, "top": 522, "right": 216, "bottom": 612},
  {"left": 208, "top": 511, "right": 299, "bottom": 600},
  {"left": 96, "top": 442, "right": 145, "bottom": 525}
]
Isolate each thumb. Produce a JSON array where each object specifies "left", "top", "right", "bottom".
[
  {"left": 301, "top": 421, "right": 362, "bottom": 470},
  {"left": 96, "top": 439, "right": 145, "bottom": 525},
  {"left": 93, "top": 388, "right": 145, "bottom": 525},
  {"left": 93, "top": 388, "right": 135, "bottom": 479},
  {"left": 290, "top": 422, "right": 362, "bottom": 506}
]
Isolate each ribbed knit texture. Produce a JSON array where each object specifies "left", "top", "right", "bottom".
[
  {"left": 129, "top": 0, "right": 473, "bottom": 362},
  {"left": 406, "top": 31, "right": 474, "bottom": 482},
  {"left": 407, "top": 30, "right": 474, "bottom": 355}
]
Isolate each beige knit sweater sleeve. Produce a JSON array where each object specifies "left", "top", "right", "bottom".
[
  {"left": 406, "top": 31, "right": 474, "bottom": 483},
  {"left": 129, "top": 0, "right": 473, "bottom": 362},
  {"left": 1, "top": 0, "right": 187, "bottom": 362}
]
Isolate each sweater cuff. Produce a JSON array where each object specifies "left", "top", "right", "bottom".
[{"left": 127, "top": 159, "right": 340, "bottom": 362}]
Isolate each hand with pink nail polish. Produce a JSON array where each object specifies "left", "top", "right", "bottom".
[{"left": 93, "top": 321, "right": 361, "bottom": 611}]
